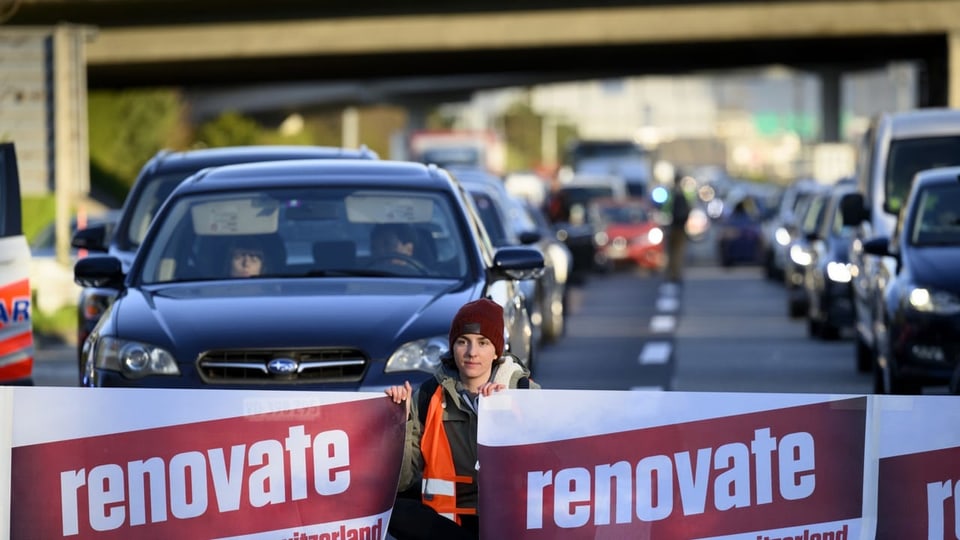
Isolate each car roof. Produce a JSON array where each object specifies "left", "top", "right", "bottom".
[
  {"left": 913, "top": 165, "right": 960, "bottom": 187},
  {"left": 881, "top": 108, "right": 960, "bottom": 139},
  {"left": 142, "top": 145, "right": 379, "bottom": 175},
  {"left": 174, "top": 159, "right": 453, "bottom": 195}
]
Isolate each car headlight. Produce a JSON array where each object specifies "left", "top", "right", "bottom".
[
  {"left": 826, "top": 262, "right": 852, "bottom": 283},
  {"left": 385, "top": 336, "right": 448, "bottom": 373},
  {"left": 775, "top": 227, "right": 791, "bottom": 246},
  {"left": 646, "top": 227, "right": 664, "bottom": 245},
  {"left": 789, "top": 244, "right": 813, "bottom": 266},
  {"left": 907, "top": 287, "right": 960, "bottom": 314},
  {"left": 92, "top": 336, "right": 179, "bottom": 378},
  {"left": 594, "top": 231, "right": 609, "bottom": 247}
]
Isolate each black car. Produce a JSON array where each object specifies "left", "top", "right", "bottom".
[
  {"left": 862, "top": 166, "right": 960, "bottom": 394},
  {"left": 74, "top": 159, "right": 543, "bottom": 390},
  {"left": 784, "top": 185, "right": 830, "bottom": 317},
  {"left": 802, "top": 182, "right": 859, "bottom": 341},
  {"left": 448, "top": 166, "right": 569, "bottom": 349},
  {"left": 71, "top": 145, "right": 379, "bottom": 369}
]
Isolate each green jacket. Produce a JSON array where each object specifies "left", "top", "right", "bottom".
[{"left": 397, "top": 355, "right": 539, "bottom": 513}]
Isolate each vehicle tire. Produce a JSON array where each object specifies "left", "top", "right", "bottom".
[
  {"left": 819, "top": 321, "right": 840, "bottom": 341},
  {"left": 855, "top": 336, "right": 872, "bottom": 373},
  {"left": 872, "top": 358, "right": 885, "bottom": 394},
  {"left": 806, "top": 318, "right": 820, "bottom": 339},
  {"left": 788, "top": 295, "right": 805, "bottom": 318}
]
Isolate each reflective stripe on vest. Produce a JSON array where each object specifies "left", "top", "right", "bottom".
[{"left": 420, "top": 384, "right": 476, "bottom": 524}]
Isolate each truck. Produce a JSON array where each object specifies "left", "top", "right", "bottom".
[{"left": 406, "top": 130, "right": 507, "bottom": 175}]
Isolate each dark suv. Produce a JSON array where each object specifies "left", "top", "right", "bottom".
[{"left": 71, "top": 145, "right": 378, "bottom": 370}]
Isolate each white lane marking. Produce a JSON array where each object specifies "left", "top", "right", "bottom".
[
  {"left": 630, "top": 386, "right": 664, "bottom": 392},
  {"left": 650, "top": 315, "right": 676, "bottom": 333},
  {"left": 656, "top": 296, "right": 679, "bottom": 312},
  {"left": 638, "top": 341, "right": 672, "bottom": 365},
  {"left": 659, "top": 282, "right": 681, "bottom": 297}
]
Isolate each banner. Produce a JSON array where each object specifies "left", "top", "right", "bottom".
[
  {"left": 874, "top": 395, "right": 960, "bottom": 540},
  {"left": 479, "top": 391, "right": 866, "bottom": 540},
  {"left": 4, "top": 387, "right": 404, "bottom": 539}
]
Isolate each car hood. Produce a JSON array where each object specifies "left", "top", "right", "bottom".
[
  {"left": 114, "top": 279, "right": 476, "bottom": 359},
  {"left": 908, "top": 247, "right": 960, "bottom": 292}
]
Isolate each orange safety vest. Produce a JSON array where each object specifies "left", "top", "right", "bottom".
[
  {"left": 0, "top": 278, "right": 33, "bottom": 382},
  {"left": 419, "top": 384, "right": 477, "bottom": 524}
]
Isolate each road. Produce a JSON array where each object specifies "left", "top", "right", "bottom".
[{"left": 30, "top": 236, "right": 875, "bottom": 395}]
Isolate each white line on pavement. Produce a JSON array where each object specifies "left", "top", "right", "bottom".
[{"left": 638, "top": 341, "right": 672, "bottom": 365}]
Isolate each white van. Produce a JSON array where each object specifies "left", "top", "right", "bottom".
[
  {"left": 843, "top": 108, "right": 960, "bottom": 385},
  {"left": 0, "top": 142, "right": 34, "bottom": 384}
]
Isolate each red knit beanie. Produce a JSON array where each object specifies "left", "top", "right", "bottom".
[{"left": 449, "top": 298, "right": 504, "bottom": 357}]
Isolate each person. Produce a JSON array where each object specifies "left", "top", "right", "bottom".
[
  {"left": 384, "top": 298, "right": 539, "bottom": 540},
  {"left": 369, "top": 223, "right": 422, "bottom": 272},
  {"left": 226, "top": 237, "right": 266, "bottom": 278},
  {"left": 665, "top": 173, "right": 690, "bottom": 283}
]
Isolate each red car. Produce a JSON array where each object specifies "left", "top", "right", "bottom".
[{"left": 589, "top": 197, "right": 665, "bottom": 271}]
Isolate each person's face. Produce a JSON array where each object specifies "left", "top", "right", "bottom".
[
  {"left": 453, "top": 333, "right": 498, "bottom": 385},
  {"left": 231, "top": 248, "right": 263, "bottom": 277},
  {"left": 373, "top": 232, "right": 414, "bottom": 257}
]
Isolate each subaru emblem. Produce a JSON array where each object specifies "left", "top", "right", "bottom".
[{"left": 267, "top": 358, "right": 299, "bottom": 375}]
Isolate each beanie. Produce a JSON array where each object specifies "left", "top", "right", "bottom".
[{"left": 448, "top": 298, "right": 504, "bottom": 357}]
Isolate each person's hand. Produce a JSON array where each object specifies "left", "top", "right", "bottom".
[
  {"left": 385, "top": 380, "right": 413, "bottom": 417},
  {"left": 478, "top": 382, "right": 506, "bottom": 397}
]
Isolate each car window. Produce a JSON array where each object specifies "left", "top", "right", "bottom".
[
  {"left": 125, "top": 171, "right": 194, "bottom": 249},
  {"left": 469, "top": 190, "right": 508, "bottom": 246},
  {"left": 910, "top": 185, "right": 960, "bottom": 246},
  {"left": 137, "top": 187, "right": 469, "bottom": 284},
  {"left": 884, "top": 135, "right": 960, "bottom": 214}
]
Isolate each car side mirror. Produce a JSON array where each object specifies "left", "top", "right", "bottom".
[
  {"left": 862, "top": 236, "right": 892, "bottom": 258},
  {"left": 840, "top": 193, "right": 867, "bottom": 227},
  {"left": 75, "top": 256, "right": 125, "bottom": 288},
  {"left": 491, "top": 246, "right": 544, "bottom": 281},
  {"left": 517, "top": 230, "right": 542, "bottom": 245},
  {"left": 72, "top": 224, "right": 110, "bottom": 253}
]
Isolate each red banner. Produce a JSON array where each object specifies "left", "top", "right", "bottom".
[
  {"left": 10, "top": 397, "right": 405, "bottom": 539},
  {"left": 479, "top": 397, "right": 866, "bottom": 539},
  {"left": 877, "top": 445, "right": 960, "bottom": 540}
]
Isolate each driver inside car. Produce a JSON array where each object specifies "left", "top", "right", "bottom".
[{"left": 369, "top": 223, "right": 424, "bottom": 274}]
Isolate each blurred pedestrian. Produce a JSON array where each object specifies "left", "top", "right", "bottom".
[
  {"left": 665, "top": 173, "right": 690, "bottom": 283},
  {"left": 384, "top": 298, "right": 539, "bottom": 540}
]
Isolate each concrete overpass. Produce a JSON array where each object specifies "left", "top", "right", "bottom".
[
  {"left": 7, "top": 1, "right": 960, "bottom": 102},
  {"left": 7, "top": 0, "right": 960, "bottom": 138}
]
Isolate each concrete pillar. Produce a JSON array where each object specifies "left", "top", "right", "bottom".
[
  {"left": 541, "top": 115, "right": 558, "bottom": 168},
  {"left": 948, "top": 30, "right": 960, "bottom": 108},
  {"left": 819, "top": 68, "right": 841, "bottom": 142},
  {"left": 53, "top": 24, "right": 91, "bottom": 265},
  {"left": 341, "top": 106, "right": 359, "bottom": 149}
]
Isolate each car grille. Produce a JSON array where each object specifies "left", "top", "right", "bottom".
[{"left": 197, "top": 348, "right": 367, "bottom": 384}]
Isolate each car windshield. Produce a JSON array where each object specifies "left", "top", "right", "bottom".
[
  {"left": 137, "top": 187, "right": 469, "bottom": 284},
  {"left": 124, "top": 171, "right": 196, "bottom": 250},
  {"left": 909, "top": 184, "right": 960, "bottom": 246},
  {"left": 593, "top": 201, "right": 649, "bottom": 226},
  {"left": 885, "top": 135, "right": 960, "bottom": 214}
]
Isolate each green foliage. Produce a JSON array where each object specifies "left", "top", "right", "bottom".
[
  {"left": 30, "top": 292, "right": 77, "bottom": 342},
  {"left": 21, "top": 195, "right": 55, "bottom": 243},
  {"left": 195, "top": 111, "right": 263, "bottom": 147},
  {"left": 88, "top": 89, "right": 188, "bottom": 192}
]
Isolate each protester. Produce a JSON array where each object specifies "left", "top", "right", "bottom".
[
  {"left": 665, "top": 173, "right": 691, "bottom": 283},
  {"left": 384, "top": 298, "right": 539, "bottom": 540}
]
